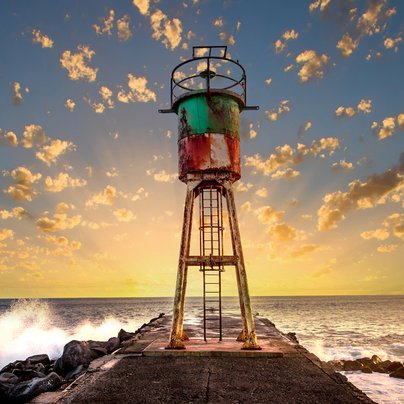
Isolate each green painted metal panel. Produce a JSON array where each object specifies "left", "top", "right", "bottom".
[{"left": 177, "top": 93, "right": 240, "bottom": 140}]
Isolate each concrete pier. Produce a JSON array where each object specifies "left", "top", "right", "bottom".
[{"left": 32, "top": 313, "right": 375, "bottom": 403}]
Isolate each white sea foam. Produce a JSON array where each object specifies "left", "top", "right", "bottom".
[
  {"left": 0, "top": 299, "right": 143, "bottom": 369},
  {"left": 342, "top": 372, "right": 404, "bottom": 404}
]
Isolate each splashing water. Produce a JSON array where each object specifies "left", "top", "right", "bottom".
[{"left": 0, "top": 299, "right": 146, "bottom": 369}]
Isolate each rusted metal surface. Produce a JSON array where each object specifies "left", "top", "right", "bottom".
[
  {"left": 176, "top": 92, "right": 242, "bottom": 140},
  {"left": 178, "top": 134, "right": 240, "bottom": 181},
  {"left": 166, "top": 181, "right": 199, "bottom": 349},
  {"left": 185, "top": 255, "right": 238, "bottom": 266},
  {"left": 222, "top": 180, "right": 261, "bottom": 350}
]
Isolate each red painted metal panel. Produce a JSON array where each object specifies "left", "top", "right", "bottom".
[{"left": 178, "top": 133, "right": 240, "bottom": 179}]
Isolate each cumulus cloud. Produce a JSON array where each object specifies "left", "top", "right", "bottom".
[
  {"left": 0, "top": 130, "right": 18, "bottom": 147},
  {"left": 147, "top": 169, "right": 177, "bottom": 183},
  {"left": 4, "top": 166, "right": 42, "bottom": 201},
  {"left": 295, "top": 50, "right": 330, "bottom": 83},
  {"left": 336, "top": 33, "right": 359, "bottom": 57},
  {"left": 236, "top": 181, "right": 253, "bottom": 193},
  {"left": 219, "top": 32, "right": 235, "bottom": 46},
  {"left": 271, "top": 167, "right": 300, "bottom": 180},
  {"left": 65, "top": 99, "right": 75, "bottom": 112},
  {"left": 12, "top": 82, "right": 23, "bottom": 105},
  {"left": 255, "top": 187, "right": 268, "bottom": 198},
  {"left": 265, "top": 100, "right": 290, "bottom": 122},
  {"left": 117, "top": 74, "right": 156, "bottom": 103},
  {"left": 371, "top": 116, "right": 400, "bottom": 140},
  {"left": 0, "top": 207, "right": 29, "bottom": 220},
  {"left": 361, "top": 228, "right": 389, "bottom": 240},
  {"left": 0, "top": 228, "right": 14, "bottom": 241},
  {"left": 44, "top": 172, "right": 87, "bottom": 193},
  {"left": 37, "top": 213, "right": 82, "bottom": 233},
  {"left": 117, "top": 15, "right": 132, "bottom": 41},
  {"left": 133, "top": 0, "right": 150, "bottom": 15},
  {"left": 309, "top": 0, "right": 331, "bottom": 12},
  {"left": 113, "top": 208, "right": 136, "bottom": 222},
  {"left": 331, "top": 160, "right": 354, "bottom": 172},
  {"left": 249, "top": 123, "right": 257, "bottom": 139},
  {"left": 86, "top": 185, "right": 117, "bottom": 208},
  {"left": 60, "top": 45, "right": 98, "bottom": 82},
  {"left": 356, "top": 0, "right": 388, "bottom": 37},
  {"left": 335, "top": 99, "right": 372, "bottom": 118},
  {"left": 36, "top": 139, "right": 75, "bottom": 166},
  {"left": 274, "top": 29, "right": 299, "bottom": 53},
  {"left": 93, "top": 9, "right": 115, "bottom": 35},
  {"left": 255, "top": 206, "right": 284, "bottom": 224},
  {"left": 269, "top": 222, "right": 298, "bottom": 242},
  {"left": 32, "top": 29, "right": 54, "bottom": 48},
  {"left": 245, "top": 137, "right": 340, "bottom": 176},
  {"left": 22, "top": 124, "right": 48, "bottom": 148},
  {"left": 384, "top": 36, "right": 402, "bottom": 51},
  {"left": 318, "top": 154, "right": 404, "bottom": 231},
  {"left": 150, "top": 9, "right": 182, "bottom": 50},
  {"left": 213, "top": 17, "right": 224, "bottom": 27}
]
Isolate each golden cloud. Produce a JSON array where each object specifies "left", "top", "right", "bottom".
[
  {"left": 4, "top": 166, "right": 42, "bottom": 201},
  {"left": 133, "top": 0, "right": 150, "bottom": 15},
  {"left": 0, "top": 130, "right": 18, "bottom": 147},
  {"left": 60, "top": 45, "right": 98, "bottom": 82},
  {"left": 245, "top": 137, "right": 340, "bottom": 176},
  {"left": 93, "top": 9, "right": 115, "bottom": 35},
  {"left": 318, "top": 155, "right": 404, "bottom": 231},
  {"left": 36, "top": 139, "right": 75, "bottom": 166},
  {"left": 22, "top": 124, "right": 48, "bottom": 148},
  {"left": 150, "top": 9, "right": 182, "bottom": 50},
  {"left": 32, "top": 29, "right": 54, "bottom": 48},
  {"left": 113, "top": 208, "right": 136, "bottom": 222},
  {"left": 117, "top": 74, "right": 156, "bottom": 103},
  {"left": 86, "top": 185, "right": 117, "bottom": 207},
  {"left": 117, "top": 15, "right": 132, "bottom": 41},
  {"left": 295, "top": 50, "right": 330, "bottom": 83},
  {"left": 44, "top": 172, "right": 87, "bottom": 193},
  {"left": 37, "top": 213, "right": 82, "bottom": 233}
]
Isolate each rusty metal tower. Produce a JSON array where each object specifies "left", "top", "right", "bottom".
[{"left": 159, "top": 46, "right": 260, "bottom": 350}]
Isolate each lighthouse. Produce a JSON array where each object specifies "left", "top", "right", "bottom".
[{"left": 159, "top": 46, "right": 260, "bottom": 350}]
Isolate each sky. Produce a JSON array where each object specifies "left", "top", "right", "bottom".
[{"left": 0, "top": 0, "right": 403, "bottom": 298}]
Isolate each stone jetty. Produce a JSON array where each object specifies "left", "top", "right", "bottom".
[{"left": 14, "top": 312, "right": 380, "bottom": 404}]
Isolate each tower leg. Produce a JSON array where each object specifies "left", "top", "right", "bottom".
[
  {"left": 223, "top": 181, "right": 261, "bottom": 350},
  {"left": 166, "top": 181, "right": 198, "bottom": 349}
]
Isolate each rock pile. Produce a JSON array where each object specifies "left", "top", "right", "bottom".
[
  {"left": 0, "top": 313, "right": 164, "bottom": 403},
  {"left": 327, "top": 355, "right": 404, "bottom": 378}
]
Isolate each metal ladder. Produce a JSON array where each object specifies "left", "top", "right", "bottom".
[{"left": 199, "top": 186, "right": 224, "bottom": 341}]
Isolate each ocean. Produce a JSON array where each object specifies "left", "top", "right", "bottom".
[{"left": 0, "top": 295, "right": 403, "bottom": 403}]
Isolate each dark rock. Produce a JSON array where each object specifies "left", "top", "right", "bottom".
[
  {"left": 0, "top": 382, "right": 12, "bottom": 402},
  {"left": 381, "top": 360, "right": 392, "bottom": 370},
  {"left": 64, "top": 364, "right": 85, "bottom": 381},
  {"left": 106, "top": 337, "right": 120, "bottom": 353},
  {"left": 8, "top": 372, "right": 62, "bottom": 402},
  {"left": 53, "top": 357, "right": 64, "bottom": 375},
  {"left": 60, "top": 340, "right": 98, "bottom": 373},
  {"left": 34, "top": 362, "right": 46, "bottom": 374},
  {"left": 26, "top": 354, "right": 50, "bottom": 366},
  {"left": 389, "top": 366, "right": 404, "bottom": 379},
  {"left": 387, "top": 361, "right": 403, "bottom": 373},
  {"left": 361, "top": 366, "right": 372, "bottom": 374},
  {"left": 0, "top": 372, "right": 19, "bottom": 384},
  {"left": 342, "top": 360, "right": 363, "bottom": 371},
  {"left": 357, "top": 357, "right": 386, "bottom": 373},
  {"left": 90, "top": 347, "right": 108, "bottom": 356},
  {"left": 12, "top": 369, "right": 46, "bottom": 381},
  {"left": 286, "top": 332, "right": 299, "bottom": 344},
  {"left": 118, "top": 328, "right": 136, "bottom": 342},
  {"left": 327, "top": 360, "right": 344, "bottom": 371}
]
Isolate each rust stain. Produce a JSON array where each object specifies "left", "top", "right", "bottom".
[{"left": 178, "top": 134, "right": 240, "bottom": 180}]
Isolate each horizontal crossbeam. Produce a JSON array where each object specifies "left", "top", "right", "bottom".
[{"left": 185, "top": 255, "right": 238, "bottom": 266}]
